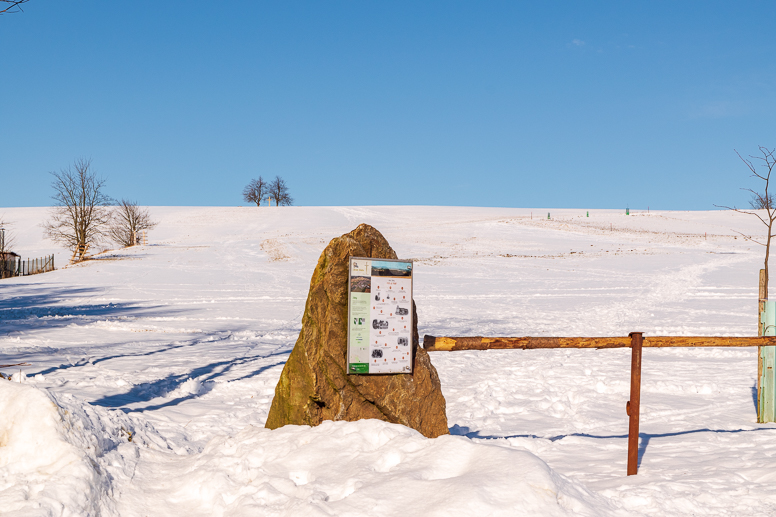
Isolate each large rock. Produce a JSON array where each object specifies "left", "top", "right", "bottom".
[{"left": 265, "top": 224, "right": 449, "bottom": 438}]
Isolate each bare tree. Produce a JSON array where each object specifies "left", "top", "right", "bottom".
[
  {"left": 243, "top": 177, "right": 268, "bottom": 206},
  {"left": 43, "top": 158, "right": 112, "bottom": 260},
  {"left": 750, "top": 192, "right": 774, "bottom": 211},
  {"left": 0, "top": 0, "right": 30, "bottom": 14},
  {"left": 109, "top": 199, "right": 157, "bottom": 247},
  {"left": 717, "top": 146, "right": 776, "bottom": 298},
  {"left": 267, "top": 176, "right": 293, "bottom": 206}
]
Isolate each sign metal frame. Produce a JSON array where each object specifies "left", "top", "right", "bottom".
[{"left": 347, "top": 256, "right": 414, "bottom": 375}]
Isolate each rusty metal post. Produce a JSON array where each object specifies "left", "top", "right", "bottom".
[{"left": 627, "top": 331, "right": 643, "bottom": 476}]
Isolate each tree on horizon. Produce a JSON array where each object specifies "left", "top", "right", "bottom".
[
  {"left": 267, "top": 176, "right": 293, "bottom": 206},
  {"left": 243, "top": 177, "right": 268, "bottom": 206}
]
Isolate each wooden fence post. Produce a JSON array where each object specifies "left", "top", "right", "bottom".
[{"left": 627, "top": 331, "right": 643, "bottom": 476}]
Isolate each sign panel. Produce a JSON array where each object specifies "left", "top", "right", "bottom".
[{"left": 347, "top": 257, "right": 413, "bottom": 374}]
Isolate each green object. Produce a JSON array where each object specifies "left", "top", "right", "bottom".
[
  {"left": 348, "top": 363, "right": 369, "bottom": 374},
  {"left": 547, "top": 212, "right": 550, "bottom": 220},
  {"left": 626, "top": 208, "right": 630, "bottom": 215},
  {"left": 760, "top": 301, "right": 776, "bottom": 422},
  {"left": 586, "top": 211, "right": 589, "bottom": 217}
]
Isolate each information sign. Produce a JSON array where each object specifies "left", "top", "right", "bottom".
[{"left": 347, "top": 257, "right": 413, "bottom": 374}]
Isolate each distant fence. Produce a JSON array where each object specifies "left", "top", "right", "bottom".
[
  {"left": 0, "top": 254, "right": 55, "bottom": 278},
  {"left": 21, "top": 254, "right": 55, "bottom": 275}
]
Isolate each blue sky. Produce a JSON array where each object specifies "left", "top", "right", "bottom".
[
  {"left": 371, "top": 261, "right": 412, "bottom": 272},
  {"left": 1, "top": 1, "right": 775, "bottom": 209}
]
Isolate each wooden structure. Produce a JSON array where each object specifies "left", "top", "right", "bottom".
[
  {"left": 20, "top": 254, "right": 55, "bottom": 275},
  {"left": 424, "top": 332, "right": 772, "bottom": 476},
  {"left": 0, "top": 363, "right": 30, "bottom": 368},
  {"left": 0, "top": 362, "right": 31, "bottom": 381},
  {"left": 627, "top": 332, "right": 642, "bottom": 476},
  {"left": 1, "top": 253, "right": 54, "bottom": 278},
  {"left": 423, "top": 335, "right": 776, "bottom": 351},
  {"left": 69, "top": 243, "right": 90, "bottom": 265},
  {"left": 131, "top": 230, "right": 148, "bottom": 246},
  {"left": 0, "top": 251, "right": 20, "bottom": 279}
]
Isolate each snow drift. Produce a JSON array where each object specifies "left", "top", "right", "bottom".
[
  {"left": 0, "top": 381, "right": 111, "bottom": 516},
  {"left": 115, "top": 419, "right": 622, "bottom": 517},
  {"left": 0, "top": 381, "right": 620, "bottom": 516}
]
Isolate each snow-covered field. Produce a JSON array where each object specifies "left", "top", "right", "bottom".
[{"left": 1, "top": 206, "right": 775, "bottom": 516}]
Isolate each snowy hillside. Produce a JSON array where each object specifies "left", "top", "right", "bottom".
[{"left": 1, "top": 206, "right": 775, "bottom": 516}]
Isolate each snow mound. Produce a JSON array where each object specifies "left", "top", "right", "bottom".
[
  {"left": 1, "top": 380, "right": 620, "bottom": 516},
  {"left": 0, "top": 381, "right": 172, "bottom": 517},
  {"left": 117, "top": 419, "right": 622, "bottom": 516},
  {"left": 0, "top": 380, "right": 111, "bottom": 516}
]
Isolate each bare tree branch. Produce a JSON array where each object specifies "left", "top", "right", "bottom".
[
  {"left": 745, "top": 189, "right": 774, "bottom": 211},
  {"left": 42, "top": 158, "right": 112, "bottom": 259},
  {"left": 715, "top": 200, "right": 770, "bottom": 227},
  {"left": 0, "top": 0, "right": 30, "bottom": 15},
  {"left": 108, "top": 199, "right": 157, "bottom": 247},
  {"left": 267, "top": 176, "right": 293, "bottom": 206},
  {"left": 728, "top": 229, "right": 766, "bottom": 247},
  {"left": 721, "top": 146, "right": 776, "bottom": 298},
  {"left": 243, "top": 177, "right": 267, "bottom": 206}
]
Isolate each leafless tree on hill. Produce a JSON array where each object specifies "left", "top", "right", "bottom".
[
  {"left": 267, "top": 176, "right": 293, "bottom": 206},
  {"left": 0, "top": 217, "right": 15, "bottom": 254},
  {"left": 750, "top": 192, "right": 774, "bottom": 211},
  {"left": 109, "top": 199, "right": 157, "bottom": 247},
  {"left": 43, "top": 158, "right": 112, "bottom": 260},
  {"left": 243, "top": 177, "right": 268, "bottom": 206},
  {"left": 0, "top": 0, "right": 30, "bottom": 15},
  {"left": 717, "top": 146, "right": 776, "bottom": 298}
]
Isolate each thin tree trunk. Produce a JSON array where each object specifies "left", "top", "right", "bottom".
[{"left": 766, "top": 223, "right": 772, "bottom": 300}]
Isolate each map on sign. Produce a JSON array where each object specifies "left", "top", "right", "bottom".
[{"left": 347, "top": 257, "right": 413, "bottom": 375}]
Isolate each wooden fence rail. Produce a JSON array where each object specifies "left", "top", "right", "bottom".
[
  {"left": 423, "top": 333, "right": 768, "bottom": 476},
  {"left": 423, "top": 335, "right": 776, "bottom": 351}
]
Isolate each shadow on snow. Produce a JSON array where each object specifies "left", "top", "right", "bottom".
[
  {"left": 91, "top": 349, "right": 289, "bottom": 412},
  {"left": 451, "top": 425, "right": 776, "bottom": 468},
  {"left": 0, "top": 283, "right": 186, "bottom": 335},
  {"left": 30, "top": 333, "right": 231, "bottom": 377}
]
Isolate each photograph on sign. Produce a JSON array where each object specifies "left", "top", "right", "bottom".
[{"left": 347, "top": 257, "right": 413, "bottom": 375}]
